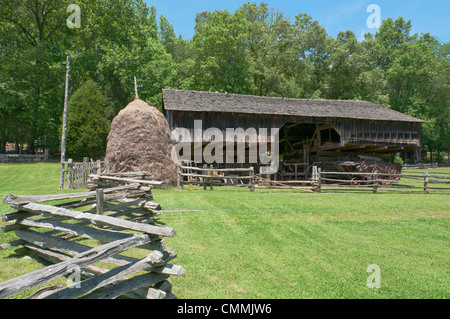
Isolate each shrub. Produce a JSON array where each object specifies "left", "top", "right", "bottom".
[{"left": 66, "top": 80, "right": 110, "bottom": 160}]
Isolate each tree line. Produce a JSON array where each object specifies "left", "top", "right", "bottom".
[{"left": 0, "top": 1, "right": 448, "bottom": 160}]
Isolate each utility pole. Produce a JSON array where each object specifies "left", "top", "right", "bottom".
[{"left": 59, "top": 56, "right": 70, "bottom": 189}]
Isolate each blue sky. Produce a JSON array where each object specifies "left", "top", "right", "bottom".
[{"left": 145, "top": 0, "right": 450, "bottom": 42}]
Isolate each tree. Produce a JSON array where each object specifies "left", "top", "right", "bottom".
[
  {"left": 0, "top": 0, "right": 71, "bottom": 153},
  {"left": 371, "top": 18, "right": 449, "bottom": 155},
  {"left": 327, "top": 30, "right": 362, "bottom": 100},
  {"left": 66, "top": 80, "right": 110, "bottom": 160},
  {"left": 159, "top": 14, "right": 177, "bottom": 58},
  {"left": 185, "top": 9, "right": 254, "bottom": 94}
]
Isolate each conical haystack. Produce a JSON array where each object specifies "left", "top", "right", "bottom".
[{"left": 105, "top": 99, "right": 177, "bottom": 186}]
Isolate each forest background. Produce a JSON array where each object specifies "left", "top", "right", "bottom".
[{"left": 0, "top": 1, "right": 448, "bottom": 161}]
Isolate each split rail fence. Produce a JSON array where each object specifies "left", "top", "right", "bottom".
[
  {"left": 0, "top": 173, "right": 185, "bottom": 299},
  {"left": 314, "top": 168, "right": 450, "bottom": 194},
  {"left": 252, "top": 166, "right": 450, "bottom": 194},
  {"left": 178, "top": 164, "right": 255, "bottom": 191},
  {"left": 402, "top": 163, "right": 439, "bottom": 170}
]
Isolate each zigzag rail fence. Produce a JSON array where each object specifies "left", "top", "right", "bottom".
[
  {"left": 0, "top": 173, "right": 185, "bottom": 299},
  {"left": 178, "top": 164, "right": 255, "bottom": 191}
]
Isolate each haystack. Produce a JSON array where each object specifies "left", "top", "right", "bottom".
[{"left": 105, "top": 98, "right": 177, "bottom": 186}]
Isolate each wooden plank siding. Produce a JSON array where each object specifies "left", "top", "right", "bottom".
[
  {"left": 167, "top": 110, "right": 421, "bottom": 148},
  {"left": 163, "top": 89, "right": 423, "bottom": 169}
]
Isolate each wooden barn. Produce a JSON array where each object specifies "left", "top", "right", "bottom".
[{"left": 162, "top": 89, "right": 424, "bottom": 179}]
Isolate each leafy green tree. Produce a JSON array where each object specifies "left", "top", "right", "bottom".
[
  {"left": 327, "top": 30, "right": 362, "bottom": 100},
  {"left": 185, "top": 9, "right": 254, "bottom": 94},
  {"left": 1, "top": 1, "right": 448, "bottom": 159},
  {"left": 159, "top": 14, "right": 177, "bottom": 58},
  {"left": 0, "top": 0, "right": 71, "bottom": 153},
  {"left": 66, "top": 79, "right": 110, "bottom": 160}
]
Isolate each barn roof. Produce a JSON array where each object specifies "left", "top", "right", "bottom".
[{"left": 162, "top": 89, "right": 424, "bottom": 123}]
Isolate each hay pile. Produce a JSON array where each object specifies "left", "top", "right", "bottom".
[{"left": 105, "top": 99, "right": 177, "bottom": 186}]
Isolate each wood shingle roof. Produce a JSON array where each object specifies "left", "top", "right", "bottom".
[{"left": 163, "top": 89, "right": 424, "bottom": 123}]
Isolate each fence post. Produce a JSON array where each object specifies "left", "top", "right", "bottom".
[
  {"left": 249, "top": 167, "right": 255, "bottom": 192},
  {"left": 317, "top": 168, "right": 322, "bottom": 193},
  {"left": 82, "top": 157, "right": 89, "bottom": 188},
  {"left": 96, "top": 188, "right": 105, "bottom": 244},
  {"left": 177, "top": 164, "right": 183, "bottom": 190},
  {"left": 424, "top": 172, "right": 429, "bottom": 194},
  {"left": 67, "top": 159, "right": 73, "bottom": 189},
  {"left": 203, "top": 164, "right": 207, "bottom": 190},
  {"left": 312, "top": 166, "right": 317, "bottom": 192},
  {"left": 210, "top": 165, "right": 214, "bottom": 191},
  {"left": 96, "top": 160, "right": 102, "bottom": 176},
  {"left": 373, "top": 173, "right": 378, "bottom": 194},
  {"left": 59, "top": 161, "right": 66, "bottom": 190},
  {"left": 96, "top": 189, "right": 104, "bottom": 215}
]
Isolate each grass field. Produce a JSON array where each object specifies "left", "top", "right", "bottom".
[{"left": 0, "top": 162, "right": 449, "bottom": 299}]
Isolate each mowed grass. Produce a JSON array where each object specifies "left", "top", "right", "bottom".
[{"left": 0, "top": 162, "right": 449, "bottom": 299}]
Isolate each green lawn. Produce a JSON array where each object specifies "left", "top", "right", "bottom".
[{"left": 0, "top": 162, "right": 449, "bottom": 299}]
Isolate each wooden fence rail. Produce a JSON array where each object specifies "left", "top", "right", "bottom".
[
  {"left": 178, "top": 165, "right": 255, "bottom": 191},
  {"left": 402, "top": 163, "right": 439, "bottom": 170},
  {"left": 0, "top": 175, "right": 185, "bottom": 299},
  {"left": 61, "top": 158, "right": 110, "bottom": 189},
  {"left": 315, "top": 168, "right": 450, "bottom": 194}
]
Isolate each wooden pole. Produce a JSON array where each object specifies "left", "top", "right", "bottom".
[
  {"left": 249, "top": 167, "right": 255, "bottom": 192},
  {"left": 203, "top": 164, "right": 207, "bottom": 190},
  {"left": 424, "top": 172, "right": 429, "bottom": 194},
  {"left": 312, "top": 166, "right": 318, "bottom": 192},
  {"left": 177, "top": 164, "right": 183, "bottom": 190},
  {"left": 96, "top": 189, "right": 104, "bottom": 216},
  {"left": 210, "top": 165, "right": 214, "bottom": 191},
  {"left": 317, "top": 168, "right": 322, "bottom": 193},
  {"left": 67, "top": 159, "right": 73, "bottom": 189},
  {"left": 134, "top": 77, "right": 139, "bottom": 99},
  {"left": 59, "top": 56, "right": 70, "bottom": 189},
  {"left": 373, "top": 173, "right": 378, "bottom": 194}
]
